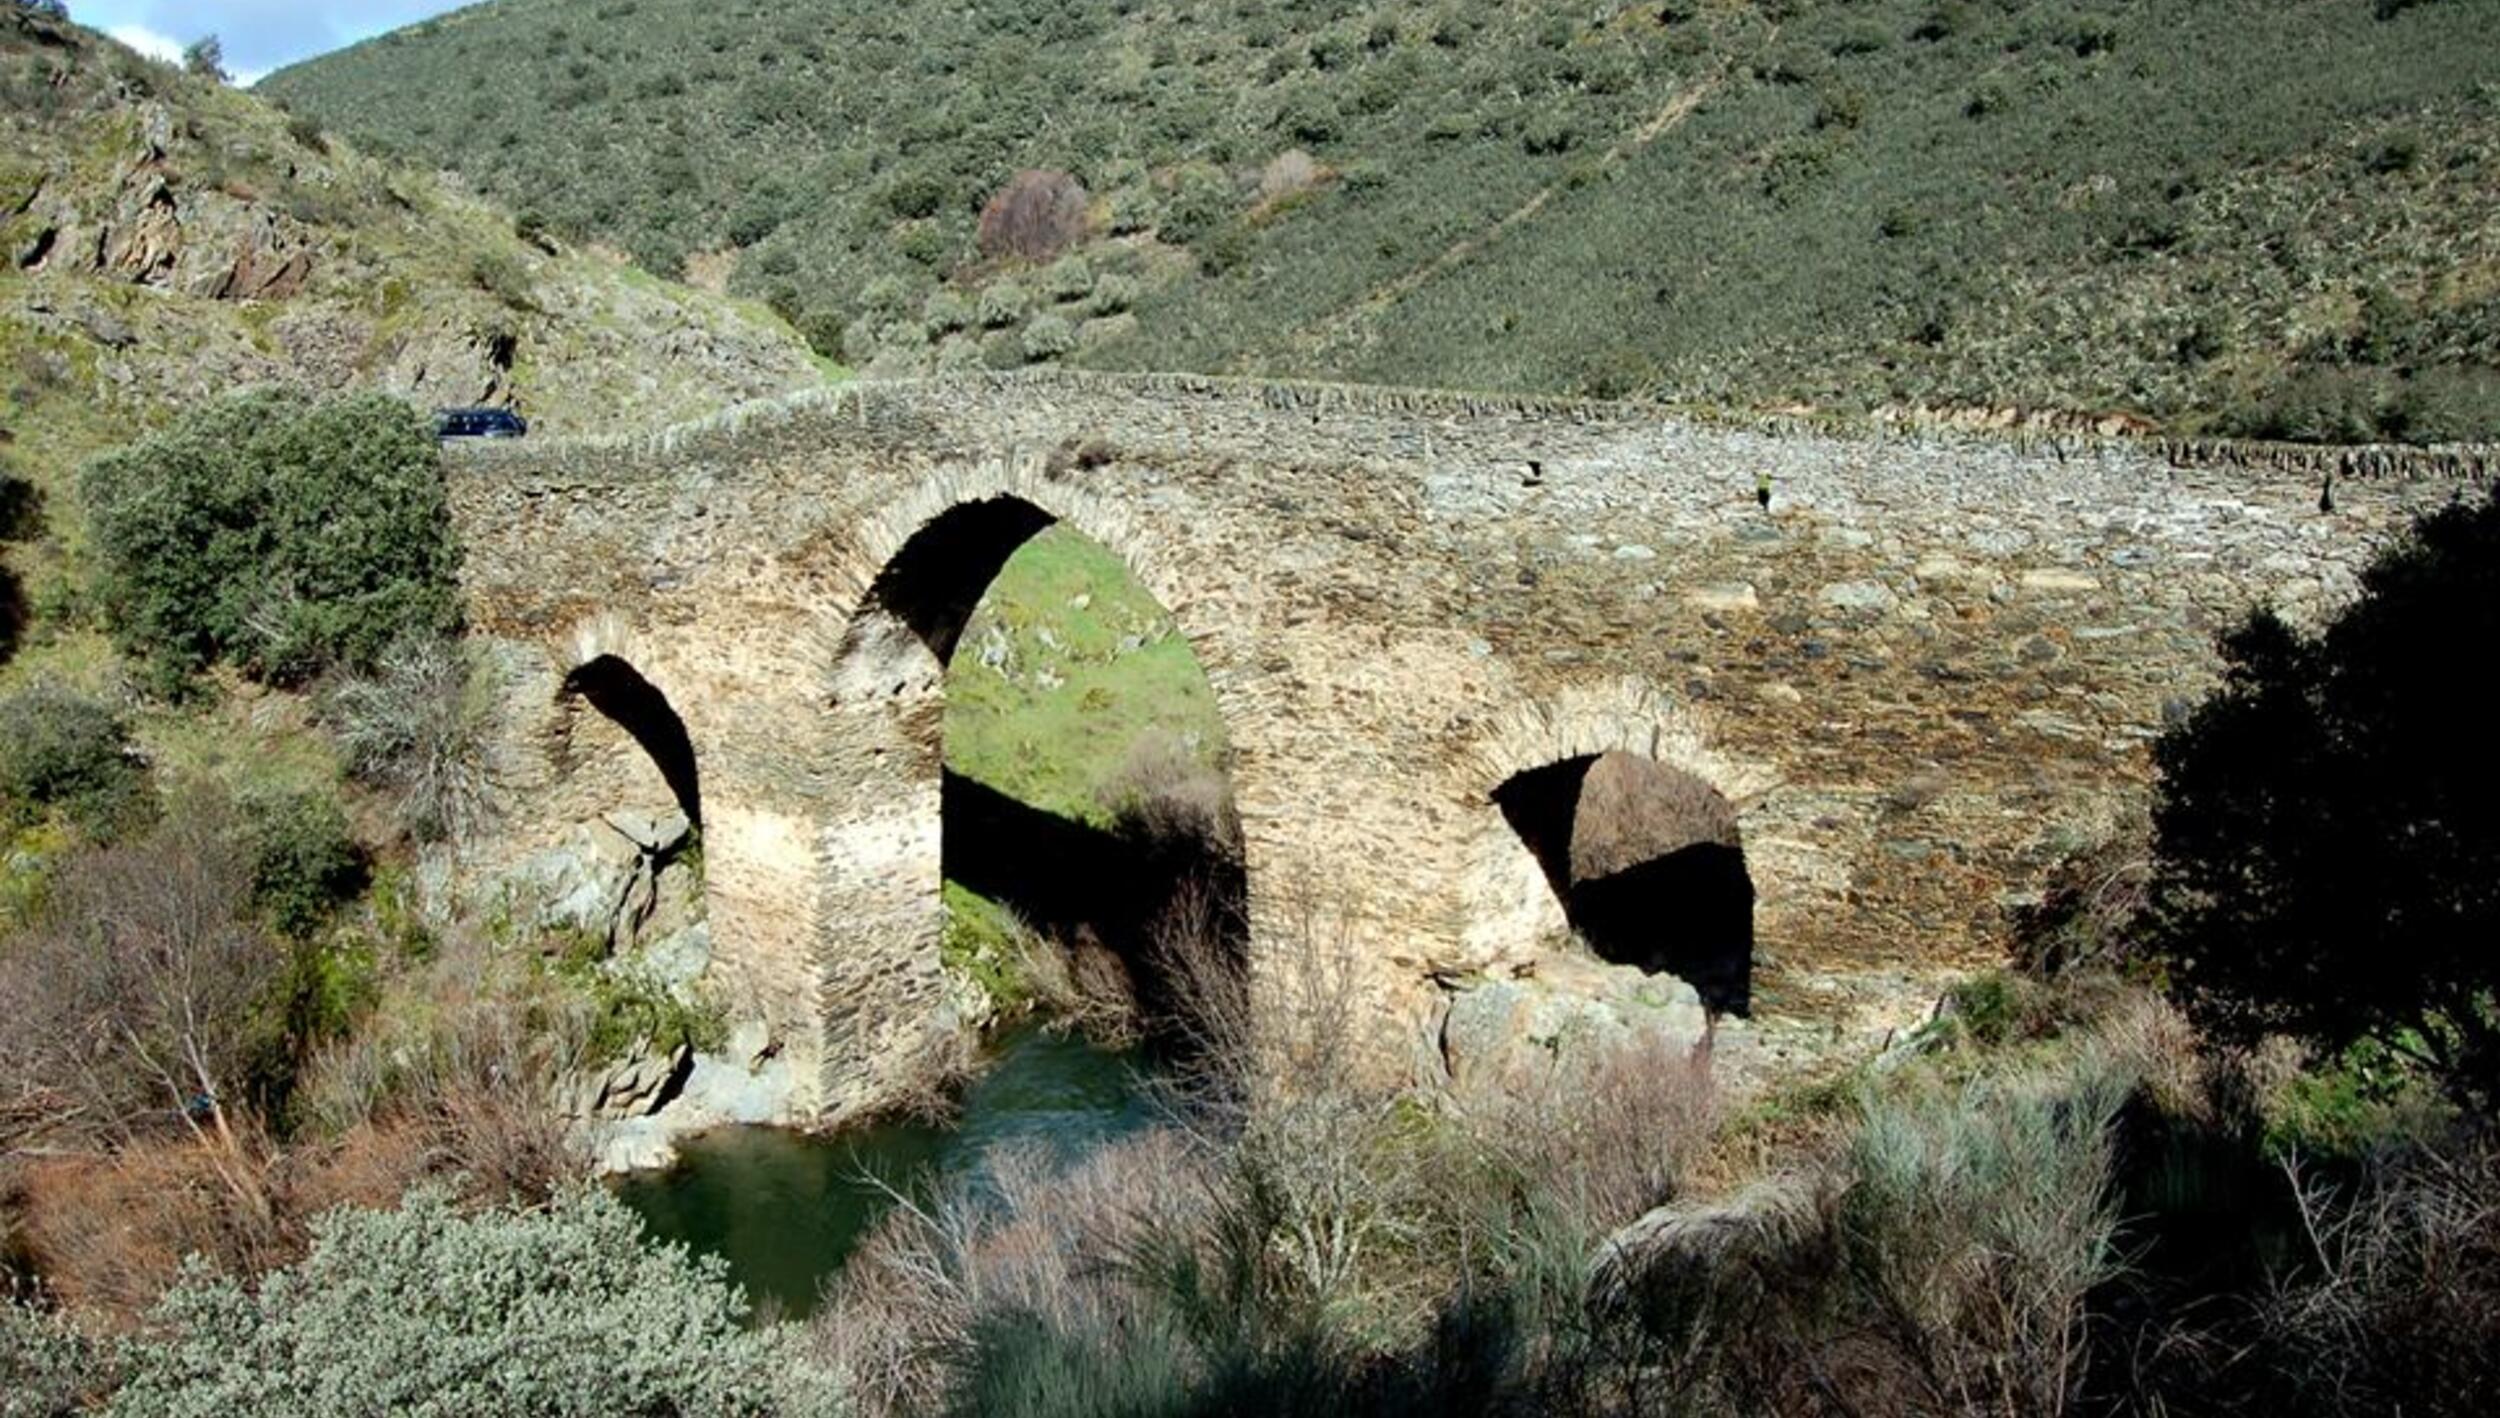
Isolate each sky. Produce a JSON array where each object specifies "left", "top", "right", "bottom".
[{"left": 75, "top": 1, "right": 473, "bottom": 87}]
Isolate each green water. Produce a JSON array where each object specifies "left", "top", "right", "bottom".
[{"left": 613, "top": 1024, "right": 1153, "bottom": 1318}]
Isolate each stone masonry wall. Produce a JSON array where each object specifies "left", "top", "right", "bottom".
[{"left": 445, "top": 371, "right": 2483, "bottom": 1123}]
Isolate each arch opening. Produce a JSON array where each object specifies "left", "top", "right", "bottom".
[
  {"left": 1492, "top": 751, "right": 1754, "bottom": 1016},
  {"left": 561, "top": 654, "right": 703, "bottom": 830},
  {"left": 862, "top": 495, "right": 1059, "bottom": 664},
  {"left": 841, "top": 494, "right": 1246, "bottom": 1046}
]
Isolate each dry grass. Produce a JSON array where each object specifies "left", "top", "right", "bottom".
[
  {"left": 9, "top": 1130, "right": 287, "bottom": 1324},
  {"left": 2257, "top": 1134, "right": 2500, "bottom": 1412},
  {"left": 810, "top": 1128, "right": 1210, "bottom": 1413},
  {"left": 318, "top": 637, "right": 503, "bottom": 844}
]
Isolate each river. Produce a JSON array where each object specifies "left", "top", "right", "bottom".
[{"left": 613, "top": 1023, "right": 1152, "bottom": 1318}]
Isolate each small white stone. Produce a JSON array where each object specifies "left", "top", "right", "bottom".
[
  {"left": 2019, "top": 569, "right": 2101, "bottom": 593},
  {"left": 1820, "top": 580, "right": 1898, "bottom": 615},
  {"left": 1687, "top": 582, "right": 1759, "bottom": 613}
]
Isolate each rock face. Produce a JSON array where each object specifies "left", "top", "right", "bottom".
[
  {"left": 0, "top": 19, "right": 826, "bottom": 435},
  {"left": 444, "top": 370, "right": 2476, "bottom": 1127},
  {"left": 1433, "top": 953, "right": 1715, "bottom": 1097},
  {"left": 572, "top": 1040, "right": 694, "bottom": 1121},
  {"left": 504, "top": 809, "right": 693, "bottom": 954},
  {"left": 580, "top": 1021, "right": 800, "bottom": 1175}
]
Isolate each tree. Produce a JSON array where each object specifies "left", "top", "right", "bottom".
[
  {"left": 977, "top": 170, "right": 1089, "bottom": 262},
  {"left": 80, "top": 391, "right": 460, "bottom": 692},
  {"left": 0, "top": 794, "right": 280, "bottom": 1210},
  {"left": 110, "top": 1186, "right": 844, "bottom": 1417},
  {"left": 181, "top": 34, "right": 225, "bottom": 82},
  {"left": 2147, "top": 487, "right": 2500, "bottom": 1105},
  {"left": 0, "top": 684, "right": 153, "bottom": 840}
]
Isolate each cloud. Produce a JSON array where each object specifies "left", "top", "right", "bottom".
[
  {"left": 109, "top": 2, "right": 469, "bottom": 78},
  {"left": 106, "top": 23, "right": 185, "bottom": 66},
  {"left": 104, "top": 22, "right": 264, "bottom": 86}
]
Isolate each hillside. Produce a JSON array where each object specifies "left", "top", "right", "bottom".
[
  {"left": 265, "top": 0, "right": 2500, "bottom": 441},
  {"left": 0, "top": 7, "right": 828, "bottom": 658}
]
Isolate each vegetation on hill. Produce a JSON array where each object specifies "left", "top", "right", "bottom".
[
  {"left": 0, "top": 8, "right": 826, "bottom": 686},
  {"left": 945, "top": 525, "right": 1225, "bottom": 829},
  {"left": 269, "top": 0, "right": 2500, "bottom": 440}
]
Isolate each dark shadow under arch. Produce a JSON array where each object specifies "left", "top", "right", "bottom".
[
  {"left": 864, "top": 495, "right": 1058, "bottom": 664},
  {"left": 845, "top": 489, "right": 1251, "bottom": 1044},
  {"left": 562, "top": 654, "right": 702, "bottom": 829},
  {"left": 1493, "top": 753, "right": 1755, "bottom": 1016}
]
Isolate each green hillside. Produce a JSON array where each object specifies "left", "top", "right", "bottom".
[
  {"left": 2, "top": 6, "right": 829, "bottom": 647},
  {"left": 265, "top": 0, "right": 2500, "bottom": 441}
]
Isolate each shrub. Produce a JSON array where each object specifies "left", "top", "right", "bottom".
[
  {"left": 2146, "top": 487, "right": 2500, "bottom": 1107},
  {"left": 321, "top": 637, "right": 502, "bottom": 842},
  {"left": 181, "top": 35, "right": 226, "bottom": 82},
  {"left": 976, "top": 170, "right": 1089, "bottom": 262},
  {"left": 1039, "top": 254, "right": 1093, "bottom": 302},
  {"left": 1157, "top": 163, "right": 1233, "bottom": 247},
  {"left": 881, "top": 172, "right": 949, "bottom": 220},
  {"left": 1086, "top": 272, "right": 1139, "bottom": 316},
  {"left": 467, "top": 249, "right": 535, "bottom": 309},
  {"left": 80, "top": 391, "right": 460, "bottom": 692},
  {"left": 1019, "top": 312, "right": 1077, "bottom": 362},
  {"left": 108, "top": 1186, "right": 843, "bottom": 1417},
  {"left": 0, "top": 684, "right": 152, "bottom": 839},
  {"left": 2250, "top": 1134, "right": 2500, "bottom": 1411},
  {"left": 920, "top": 287, "right": 972, "bottom": 334},
  {"left": 241, "top": 788, "right": 365, "bottom": 940},
  {"left": 0, "top": 798, "right": 279, "bottom": 1144},
  {"left": 976, "top": 279, "right": 1030, "bottom": 329},
  {"left": 0, "top": 1298, "right": 107, "bottom": 1416}
]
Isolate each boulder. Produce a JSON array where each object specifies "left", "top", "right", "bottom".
[
  {"left": 1436, "top": 953, "right": 1710, "bottom": 1096},
  {"left": 574, "top": 1039, "right": 693, "bottom": 1120}
]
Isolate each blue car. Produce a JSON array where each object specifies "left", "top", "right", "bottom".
[{"left": 435, "top": 406, "right": 529, "bottom": 439}]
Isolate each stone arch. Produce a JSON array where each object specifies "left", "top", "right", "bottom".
[
  {"left": 806, "top": 457, "right": 1251, "bottom": 1115},
  {"left": 543, "top": 615, "right": 704, "bottom": 832},
  {"left": 1491, "top": 753, "right": 1754, "bottom": 1014},
  {"left": 1461, "top": 679, "right": 1773, "bottom": 1014},
  {"left": 558, "top": 655, "right": 703, "bottom": 829}
]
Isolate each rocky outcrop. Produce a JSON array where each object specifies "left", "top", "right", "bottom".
[
  {"left": 578, "top": 1021, "right": 800, "bottom": 1174},
  {"left": 1431, "top": 953, "right": 1715, "bottom": 1096},
  {"left": 504, "top": 809, "right": 693, "bottom": 954},
  {"left": 569, "top": 1038, "right": 694, "bottom": 1121},
  {"left": 1586, "top": 1174, "right": 1826, "bottom": 1319}
]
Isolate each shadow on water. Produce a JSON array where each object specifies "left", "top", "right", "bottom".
[
  {"left": 612, "top": 1023, "right": 1153, "bottom": 1319},
  {"left": 942, "top": 767, "right": 1248, "bottom": 1025}
]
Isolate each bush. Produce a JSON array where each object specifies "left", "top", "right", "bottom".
[
  {"left": 976, "top": 170, "right": 1089, "bottom": 262},
  {"left": 322, "top": 637, "right": 502, "bottom": 843},
  {"left": 0, "top": 1299, "right": 108, "bottom": 1418},
  {"left": 920, "top": 287, "right": 972, "bottom": 334},
  {"left": 2147, "top": 488, "right": 2500, "bottom": 1107},
  {"left": 467, "top": 249, "right": 535, "bottom": 310},
  {"left": 1157, "top": 163, "right": 1233, "bottom": 247},
  {"left": 1086, "top": 272, "right": 1139, "bottom": 316},
  {"left": 80, "top": 391, "right": 460, "bottom": 692},
  {"left": 108, "top": 1186, "right": 843, "bottom": 1417},
  {"left": 241, "top": 788, "right": 366, "bottom": 940},
  {"left": 1040, "top": 254, "right": 1093, "bottom": 302},
  {"left": 0, "top": 799, "right": 279, "bottom": 1142},
  {"left": 881, "top": 172, "right": 949, "bottom": 220},
  {"left": 0, "top": 685, "right": 152, "bottom": 839},
  {"left": 976, "top": 279, "right": 1030, "bottom": 329},
  {"left": 1019, "top": 312, "right": 1077, "bottom": 362},
  {"left": 1835, "top": 1061, "right": 2129, "bottom": 1413}
]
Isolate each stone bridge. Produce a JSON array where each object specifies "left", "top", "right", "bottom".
[{"left": 446, "top": 370, "right": 2472, "bottom": 1124}]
